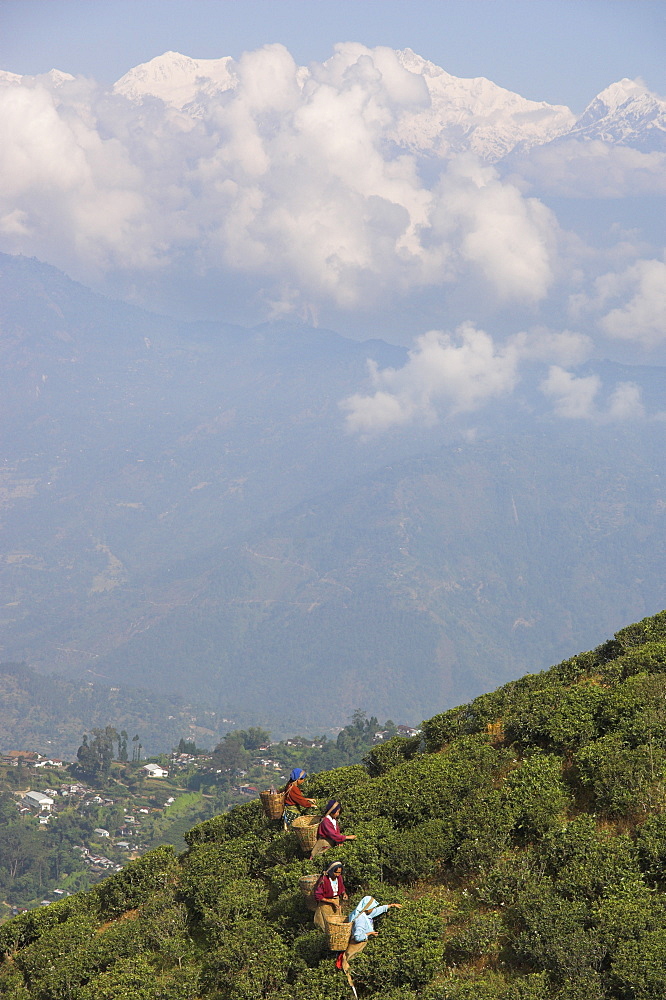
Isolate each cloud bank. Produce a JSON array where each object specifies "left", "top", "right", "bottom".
[{"left": 0, "top": 42, "right": 664, "bottom": 424}]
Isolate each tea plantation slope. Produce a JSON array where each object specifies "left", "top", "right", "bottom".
[{"left": 2, "top": 610, "right": 666, "bottom": 999}]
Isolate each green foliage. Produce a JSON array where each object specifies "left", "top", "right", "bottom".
[
  {"left": 184, "top": 799, "right": 266, "bottom": 845},
  {"left": 349, "top": 900, "right": 444, "bottom": 993},
  {"left": 179, "top": 837, "right": 259, "bottom": 917},
  {"left": 635, "top": 812, "right": 666, "bottom": 884},
  {"left": 445, "top": 910, "right": 505, "bottom": 962},
  {"left": 511, "top": 882, "right": 605, "bottom": 982},
  {"left": 615, "top": 610, "right": 666, "bottom": 651},
  {"left": 4, "top": 610, "right": 666, "bottom": 1000},
  {"left": 364, "top": 735, "right": 422, "bottom": 777},
  {"left": 542, "top": 816, "right": 643, "bottom": 902},
  {"left": 502, "top": 754, "right": 571, "bottom": 840},
  {"left": 573, "top": 735, "right": 666, "bottom": 817},
  {"left": 93, "top": 845, "right": 178, "bottom": 918}
]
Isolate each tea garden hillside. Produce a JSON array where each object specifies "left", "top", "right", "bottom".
[
  {"left": 0, "top": 712, "right": 401, "bottom": 918},
  {"left": 2, "top": 611, "right": 666, "bottom": 998}
]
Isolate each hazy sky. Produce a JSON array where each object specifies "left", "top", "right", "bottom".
[{"left": 1, "top": 0, "right": 665, "bottom": 112}]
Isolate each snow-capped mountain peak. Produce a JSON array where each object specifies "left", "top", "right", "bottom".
[
  {"left": 571, "top": 77, "right": 666, "bottom": 150},
  {"left": 113, "top": 50, "right": 236, "bottom": 108}
]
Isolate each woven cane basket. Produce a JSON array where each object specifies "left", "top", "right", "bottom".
[
  {"left": 325, "top": 916, "right": 352, "bottom": 951},
  {"left": 298, "top": 874, "right": 319, "bottom": 911},
  {"left": 291, "top": 814, "right": 320, "bottom": 851},
  {"left": 259, "top": 790, "right": 285, "bottom": 820}
]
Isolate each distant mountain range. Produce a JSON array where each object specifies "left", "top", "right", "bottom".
[
  {"left": 4, "top": 48, "right": 663, "bottom": 164},
  {"left": 1, "top": 252, "right": 664, "bottom": 734},
  {"left": 108, "top": 48, "right": 665, "bottom": 160}
]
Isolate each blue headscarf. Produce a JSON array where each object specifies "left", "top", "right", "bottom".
[
  {"left": 348, "top": 895, "right": 380, "bottom": 922},
  {"left": 323, "top": 798, "right": 341, "bottom": 816},
  {"left": 289, "top": 767, "right": 306, "bottom": 782},
  {"left": 325, "top": 860, "right": 343, "bottom": 877}
]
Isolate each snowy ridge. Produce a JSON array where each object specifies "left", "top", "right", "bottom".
[
  {"left": 392, "top": 48, "right": 576, "bottom": 161},
  {"left": 1, "top": 48, "right": 663, "bottom": 161},
  {"left": 568, "top": 78, "right": 666, "bottom": 151},
  {"left": 113, "top": 51, "right": 236, "bottom": 108}
]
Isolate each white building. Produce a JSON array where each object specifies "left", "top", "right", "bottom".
[
  {"left": 94, "top": 828, "right": 110, "bottom": 838},
  {"left": 143, "top": 763, "right": 168, "bottom": 778},
  {"left": 22, "top": 791, "right": 54, "bottom": 812}
]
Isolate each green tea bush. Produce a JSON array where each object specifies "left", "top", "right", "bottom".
[
  {"left": 200, "top": 918, "right": 292, "bottom": 1000},
  {"left": 611, "top": 927, "right": 666, "bottom": 1000},
  {"left": 502, "top": 754, "right": 571, "bottom": 840},
  {"left": 93, "top": 846, "right": 178, "bottom": 919},
  {"left": 0, "top": 893, "right": 97, "bottom": 955},
  {"left": 184, "top": 799, "right": 265, "bottom": 845},
  {"left": 511, "top": 883, "right": 605, "bottom": 982},
  {"left": 475, "top": 849, "right": 543, "bottom": 907},
  {"left": 179, "top": 837, "right": 259, "bottom": 917},
  {"left": 452, "top": 789, "right": 515, "bottom": 874},
  {"left": 12, "top": 912, "right": 99, "bottom": 998},
  {"left": 597, "top": 671, "right": 666, "bottom": 745},
  {"left": 615, "top": 611, "right": 666, "bottom": 650},
  {"left": 505, "top": 684, "right": 603, "bottom": 752},
  {"left": 542, "top": 816, "right": 643, "bottom": 902},
  {"left": 573, "top": 735, "right": 666, "bottom": 817},
  {"left": 635, "top": 812, "right": 666, "bottom": 885},
  {"left": 77, "top": 955, "right": 159, "bottom": 1000},
  {"left": 306, "top": 764, "right": 372, "bottom": 806},
  {"left": 348, "top": 900, "right": 444, "bottom": 993},
  {"left": 382, "top": 819, "right": 454, "bottom": 882},
  {"left": 364, "top": 735, "right": 423, "bottom": 776},
  {"left": 445, "top": 910, "right": 505, "bottom": 962}
]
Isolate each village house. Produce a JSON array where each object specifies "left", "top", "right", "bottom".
[
  {"left": 22, "top": 791, "right": 54, "bottom": 812},
  {"left": 3, "top": 751, "right": 41, "bottom": 767},
  {"left": 143, "top": 763, "right": 169, "bottom": 778}
]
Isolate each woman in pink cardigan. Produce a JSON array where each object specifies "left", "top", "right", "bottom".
[
  {"left": 310, "top": 799, "right": 356, "bottom": 859},
  {"left": 313, "top": 859, "right": 348, "bottom": 929}
]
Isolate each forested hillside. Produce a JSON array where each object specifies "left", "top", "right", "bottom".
[
  {"left": 2, "top": 253, "right": 665, "bottom": 733},
  {"left": 2, "top": 610, "right": 666, "bottom": 999}
]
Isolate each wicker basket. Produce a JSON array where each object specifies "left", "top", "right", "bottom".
[
  {"left": 298, "top": 874, "right": 319, "bottom": 911},
  {"left": 325, "top": 915, "right": 352, "bottom": 951},
  {"left": 259, "top": 790, "right": 285, "bottom": 820},
  {"left": 291, "top": 814, "right": 320, "bottom": 851}
]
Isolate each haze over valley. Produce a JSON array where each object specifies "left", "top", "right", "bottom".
[{"left": 1, "top": 39, "right": 664, "bottom": 747}]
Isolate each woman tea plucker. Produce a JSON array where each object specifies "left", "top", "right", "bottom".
[
  {"left": 313, "top": 860, "right": 348, "bottom": 931},
  {"left": 310, "top": 799, "right": 356, "bottom": 858}
]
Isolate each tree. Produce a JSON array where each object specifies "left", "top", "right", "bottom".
[
  {"left": 211, "top": 733, "right": 250, "bottom": 776},
  {"left": 76, "top": 727, "right": 118, "bottom": 779}
]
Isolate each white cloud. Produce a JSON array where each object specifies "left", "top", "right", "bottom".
[
  {"left": 597, "top": 258, "right": 666, "bottom": 347},
  {"left": 506, "top": 139, "right": 666, "bottom": 198},
  {"left": 431, "top": 157, "right": 556, "bottom": 302},
  {"left": 0, "top": 45, "right": 560, "bottom": 315},
  {"left": 341, "top": 323, "right": 521, "bottom": 433},
  {"left": 540, "top": 366, "right": 645, "bottom": 421}
]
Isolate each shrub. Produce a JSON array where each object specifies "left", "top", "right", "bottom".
[
  {"left": 445, "top": 911, "right": 505, "bottom": 962},
  {"left": 511, "top": 883, "right": 605, "bottom": 982},
  {"left": 346, "top": 899, "right": 444, "bottom": 993},
  {"left": 502, "top": 754, "right": 571, "bottom": 841},
  {"left": 179, "top": 837, "right": 259, "bottom": 917},
  {"left": 611, "top": 927, "right": 666, "bottom": 1000},
  {"left": 382, "top": 819, "right": 454, "bottom": 882},
  {"left": 635, "top": 812, "right": 666, "bottom": 885},
  {"left": 364, "top": 735, "right": 422, "bottom": 777},
  {"left": 542, "top": 816, "right": 643, "bottom": 902},
  {"left": 184, "top": 799, "right": 266, "bottom": 845},
  {"left": 615, "top": 611, "right": 666, "bottom": 651},
  {"left": 94, "top": 845, "right": 178, "bottom": 919},
  {"left": 573, "top": 735, "right": 666, "bottom": 817}
]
